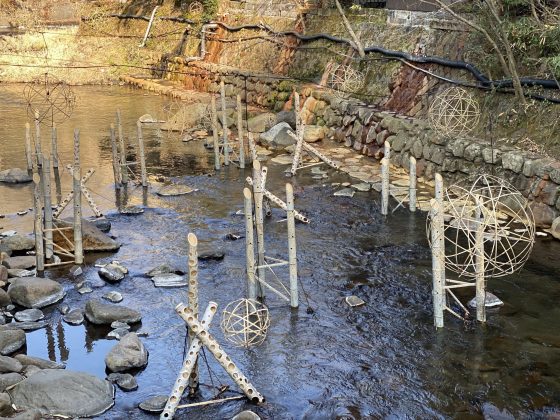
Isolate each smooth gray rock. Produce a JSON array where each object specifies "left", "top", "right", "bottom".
[
  {"left": 9, "top": 369, "right": 114, "bottom": 417},
  {"left": 110, "top": 321, "right": 130, "bottom": 330},
  {"left": 0, "top": 372, "right": 24, "bottom": 392},
  {"left": 119, "top": 206, "right": 144, "bottom": 215},
  {"left": 98, "top": 262, "right": 127, "bottom": 283},
  {"left": 0, "top": 355, "right": 22, "bottom": 373},
  {"left": 275, "top": 110, "right": 296, "bottom": 129},
  {"left": 69, "top": 265, "right": 82, "bottom": 277},
  {"left": 14, "top": 355, "right": 64, "bottom": 370},
  {"left": 22, "top": 365, "right": 41, "bottom": 377},
  {"left": 260, "top": 123, "right": 296, "bottom": 149},
  {"left": 57, "top": 303, "right": 70, "bottom": 315},
  {"left": 105, "top": 333, "right": 148, "bottom": 372},
  {"left": 6, "top": 408, "right": 42, "bottom": 420},
  {"left": 14, "top": 309, "right": 43, "bottom": 323},
  {"left": 551, "top": 216, "right": 560, "bottom": 240},
  {"left": 0, "top": 266, "right": 6, "bottom": 282},
  {"left": 3, "top": 256, "right": 35, "bottom": 270},
  {"left": 77, "top": 285, "right": 93, "bottom": 295},
  {"left": 63, "top": 309, "right": 84, "bottom": 326},
  {"left": 232, "top": 410, "right": 261, "bottom": 420},
  {"left": 107, "top": 373, "right": 137, "bottom": 391},
  {"left": 0, "top": 169, "right": 32, "bottom": 184},
  {"left": 102, "top": 291, "right": 123, "bottom": 304},
  {"left": 8, "top": 278, "right": 65, "bottom": 309},
  {"left": 139, "top": 395, "right": 167, "bottom": 413},
  {"left": 247, "top": 113, "right": 276, "bottom": 133},
  {"left": 107, "top": 328, "right": 129, "bottom": 340},
  {"left": 92, "top": 218, "right": 111, "bottom": 233},
  {"left": 334, "top": 188, "right": 355, "bottom": 198},
  {"left": 84, "top": 300, "right": 141, "bottom": 325},
  {"left": 151, "top": 273, "right": 187, "bottom": 287},
  {"left": 0, "top": 329, "right": 25, "bottom": 355},
  {"left": 6, "top": 269, "right": 36, "bottom": 278},
  {"left": 468, "top": 292, "right": 504, "bottom": 308},
  {"left": 5, "top": 321, "right": 48, "bottom": 331},
  {"left": 0, "top": 235, "right": 34, "bottom": 253},
  {"left": 145, "top": 264, "right": 183, "bottom": 277}
]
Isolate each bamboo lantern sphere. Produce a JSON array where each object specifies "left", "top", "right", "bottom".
[
  {"left": 428, "top": 87, "right": 480, "bottom": 139},
  {"left": 23, "top": 73, "right": 76, "bottom": 126},
  {"left": 427, "top": 174, "right": 535, "bottom": 279},
  {"left": 329, "top": 64, "right": 365, "bottom": 99},
  {"left": 220, "top": 299, "right": 270, "bottom": 348}
]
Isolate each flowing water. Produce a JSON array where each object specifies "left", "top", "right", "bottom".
[{"left": 0, "top": 85, "right": 559, "bottom": 419}]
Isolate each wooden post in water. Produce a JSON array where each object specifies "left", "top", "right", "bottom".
[
  {"left": 286, "top": 183, "right": 298, "bottom": 308},
  {"left": 42, "top": 155, "right": 53, "bottom": 260},
  {"left": 435, "top": 173, "right": 444, "bottom": 203},
  {"left": 384, "top": 140, "right": 391, "bottom": 160},
  {"left": 237, "top": 94, "right": 245, "bottom": 169},
  {"left": 247, "top": 132, "right": 257, "bottom": 162},
  {"left": 116, "top": 110, "right": 128, "bottom": 185},
  {"left": 32, "top": 172, "right": 44, "bottom": 275},
  {"left": 289, "top": 91, "right": 304, "bottom": 177},
  {"left": 430, "top": 198, "right": 445, "bottom": 328},
  {"left": 73, "top": 129, "right": 83, "bottom": 265},
  {"left": 220, "top": 81, "right": 229, "bottom": 166},
  {"left": 381, "top": 158, "right": 389, "bottom": 216},
  {"left": 187, "top": 233, "right": 199, "bottom": 393},
  {"left": 110, "top": 124, "right": 122, "bottom": 189},
  {"left": 253, "top": 160, "right": 265, "bottom": 299},
  {"left": 474, "top": 195, "right": 486, "bottom": 323},
  {"left": 409, "top": 156, "right": 417, "bottom": 212},
  {"left": 211, "top": 96, "right": 220, "bottom": 170},
  {"left": 25, "top": 123, "right": 33, "bottom": 172},
  {"left": 34, "top": 112, "right": 42, "bottom": 166},
  {"left": 243, "top": 188, "right": 257, "bottom": 300},
  {"left": 51, "top": 123, "right": 59, "bottom": 168},
  {"left": 136, "top": 121, "right": 148, "bottom": 187}
]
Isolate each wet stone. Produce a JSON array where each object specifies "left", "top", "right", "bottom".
[
  {"left": 345, "top": 296, "right": 365, "bottom": 308},
  {"left": 334, "top": 188, "right": 355, "bottom": 198},
  {"left": 0, "top": 355, "right": 22, "bottom": 373},
  {"left": 107, "top": 372, "right": 137, "bottom": 391},
  {"left": 198, "top": 250, "right": 225, "bottom": 261},
  {"left": 105, "top": 333, "right": 148, "bottom": 372},
  {"left": 4, "top": 256, "right": 36, "bottom": 270},
  {"left": 58, "top": 303, "right": 70, "bottom": 315},
  {"left": 232, "top": 410, "right": 261, "bottom": 420},
  {"left": 84, "top": 299, "right": 141, "bottom": 325},
  {"left": 352, "top": 183, "right": 371, "bottom": 192},
  {"left": 151, "top": 273, "right": 187, "bottom": 288},
  {"left": 224, "top": 233, "right": 243, "bottom": 241},
  {"left": 0, "top": 372, "right": 24, "bottom": 392},
  {"left": 14, "top": 355, "right": 65, "bottom": 370},
  {"left": 102, "top": 291, "right": 123, "bottom": 304},
  {"left": 107, "top": 328, "right": 130, "bottom": 340},
  {"left": 145, "top": 263, "right": 182, "bottom": 277},
  {"left": 468, "top": 292, "right": 504, "bottom": 309},
  {"left": 91, "top": 217, "right": 111, "bottom": 233},
  {"left": 7, "top": 269, "right": 36, "bottom": 278},
  {"left": 7, "top": 321, "right": 48, "bottom": 331},
  {"left": 63, "top": 309, "right": 84, "bottom": 326},
  {"left": 23, "top": 365, "right": 41, "bottom": 377},
  {"left": 99, "top": 262, "right": 127, "bottom": 283},
  {"left": 14, "top": 309, "right": 43, "bottom": 323},
  {"left": 69, "top": 265, "right": 82, "bottom": 277},
  {"left": 78, "top": 285, "right": 93, "bottom": 295},
  {"left": 110, "top": 321, "right": 130, "bottom": 330},
  {"left": 0, "top": 329, "right": 25, "bottom": 355},
  {"left": 139, "top": 395, "right": 167, "bottom": 413},
  {"left": 7, "top": 278, "right": 65, "bottom": 309}
]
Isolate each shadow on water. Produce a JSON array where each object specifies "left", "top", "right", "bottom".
[{"left": 1, "top": 85, "right": 560, "bottom": 419}]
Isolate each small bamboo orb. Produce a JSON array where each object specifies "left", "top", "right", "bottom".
[
  {"left": 220, "top": 299, "right": 270, "bottom": 348},
  {"left": 427, "top": 174, "right": 535, "bottom": 279},
  {"left": 428, "top": 87, "right": 480, "bottom": 139},
  {"left": 329, "top": 64, "right": 365, "bottom": 98}
]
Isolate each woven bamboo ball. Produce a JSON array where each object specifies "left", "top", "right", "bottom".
[
  {"left": 220, "top": 299, "right": 270, "bottom": 348},
  {"left": 428, "top": 87, "right": 480, "bottom": 139},
  {"left": 329, "top": 64, "right": 365, "bottom": 98}
]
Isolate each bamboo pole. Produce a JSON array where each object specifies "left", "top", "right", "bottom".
[
  {"left": 187, "top": 233, "right": 199, "bottom": 393},
  {"left": 53, "top": 169, "right": 95, "bottom": 218},
  {"left": 220, "top": 81, "right": 229, "bottom": 166},
  {"left": 247, "top": 132, "right": 257, "bottom": 162},
  {"left": 160, "top": 303, "right": 217, "bottom": 420},
  {"left": 42, "top": 155, "right": 53, "bottom": 260},
  {"left": 136, "top": 121, "right": 148, "bottom": 187},
  {"left": 237, "top": 94, "right": 245, "bottom": 169},
  {"left": 116, "top": 110, "right": 128, "bottom": 185},
  {"left": 139, "top": 5, "right": 159, "bottom": 47},
  {"left": 286, "top": 183, "right": 298, "bottom": 308},
  {"left": 211, "top": 96, "right": 220, "bottom": 170},
  {"left": 243, "top": 188, "right": 257, "bottom": 300},
  {"left": 176, "top": 396, "right": 244, "bottom": 410},
  {"left": 294, "top": 90, "right": 301, "bottom": 134},
  {"left": 334, "top": 0, "right": 365, "bottom": 57},
  {"left": 289, "top": 91, "right": 304, "bottom": 177},
  {"left": 381, "top": 158, "right": 389, "bottom": 216},
  {"left": 384, "top": 141, "right": 391, "bottom": 160},
  {"left": 176, "top": 303, "right": 265, "bottom": 404},
  {"left": 434, "top": 173, "right": 446, "bottom": 306},
  {"left": 34, "top": 111, "right": 42, "bottom": 164},
  {"left": 474, "top": 195, "right": 486, "bottom": 323},
  {"left": 25, "top": 123, "right": 33, "bottom": 171},
  {"left": 32, "top": 173, "right": 44, "bottom": 275},
  {"left": 301, "top": 142, "right": 340, "bottom": 170},
  {"left": 73, "top": 129, "right": 83, "bottom": 265},
  {"left": 51, "top": 123, "right": 59, "bottom": 168},
  {"left": 110, "top": 124, "right": 122, "bottom": 188},
  {"left": 430, "top": 198, "right": 445, "bottom": 328},
  {"left": 253, "top": 160, "right": 265, "bottom": 299},
  {"left": 409, "top": 156, "right": 417, "bottom": 212},
  {"left": 435, "top": 173, "right": 444, "bottom": 202}
]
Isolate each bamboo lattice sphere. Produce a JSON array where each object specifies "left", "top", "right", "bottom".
[
  {"left": 428, "top": 87, "right": 480, "bottom": 138},
  {"left": 220, "top": 299, "right": 270, "bottom": 348},
  {"left": 329, "top": 64, "right": 365, "bottom": 98},
  {"left": 428, "top": 174, "right": 535, "bottom": 279},
  {"left": 23, "top": 73, "right": 76, "bottom": 126}
]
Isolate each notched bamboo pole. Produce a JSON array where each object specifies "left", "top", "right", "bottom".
[
  {"left": 220, "top": 81, "right": 229, "bottom": 166},
  {"left": 51, "top": 123, "right": 59, "bottom": 168},
  {"left": 117, "top": 110, "right": 128, "bottom": 185},
  {"left": 244, "top": 188, "right": 257, "bottom": 300},
  {"left": 42, "top": 155, "right": 53, "bottom": 260},
  {"left": 136, "top": 121, "right": 148, "bottom": 187},
  {"left": 430, "top": 198, "right": 445, "bottom": 328},
  {"left": 286, "top": 183, "right": 298, "bottom": 308},
  {"left": 237, "top": 94, "right": 245, "bottom": 169},
  {"left": 253, "top": 160, "right": 265, "bottom": 299},
  {"left": 381, "top": 158, "right": 389, "bottom": 216},
  {"left": 409, "top": 156, "right": 417, "bottom": 212},
  {"left": 474, "top": 195, "right": 486, "bottom": 323},
  {"left": 187, "top": 232, "right": 199, "bottom": 393},
  {"left": 32, "top": 173, "right": 44, "bottom": 275},
  {"left": 25, "top": 123, "right": 33, "bottom": 172},
  {"left": 211, "top": 96, "right": 220, "bottom": 170},
  {"left": 73, "top": 129, "right": 83, "bottom": 265}
]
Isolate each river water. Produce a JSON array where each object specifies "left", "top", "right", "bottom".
[{"left": 0, "top": 85, "right": 559, "bottom": 419}]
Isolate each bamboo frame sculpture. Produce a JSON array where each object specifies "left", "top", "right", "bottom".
[
  {"left": 220, "top": 298, "right": 270, "bottom": 348},
  {"left": 428, "top": 86, "right": 480, "bottom": 139}
]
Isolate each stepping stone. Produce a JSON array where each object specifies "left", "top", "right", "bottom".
[
  {"left": 85, "top": 300, "right": 141, "bottom": 325},
  {"left": 4, "top": 256, "right": 35, "bottom": 270},
  {"left": 0, "top": 330, "right": 25, "bottom": 355},
  {"left": 58, "top": 304, "right": 70, "bottom": 315},
  {"left": 107, "top": 373, "right": 137, "bottom": 391},
  {"left": 14, "top": 309, "right": 43, "bottom": 323},
  {"left": 99, "top": 262, "right": 127, "bottom": 283},
  {"left": 102, "top": 291, "right": 123, "bottom": 304},
  {"left": 151, "top": 274, "right": 187, "bottom": 288},
  {"left": 78, "top": 286, "right": 93, "bottom": 295},
  {"left": 224, "top": 233, "right": 243, "bottom": 241},
  {"left": 139, "top": 395, "right": 167, "bottom": 413}
]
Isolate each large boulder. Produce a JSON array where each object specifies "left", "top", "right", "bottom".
[
  {"left": 0, "top": 235, "right": 34, "bottom": 253},
  {"left": 303, "top": 125, "right": 325, "bottom": 143},
  {"left": 14, "top": 355, "right": 65, "bottom": 370},
  {"left": 0, "top": 356, "right": 22, "bottom": 373},
  {"left": 52, "top": 219, "right": 120, "bottom": 252},
  {"left": 0, "top": 169, "right": 32, "bottom": 184},
  {"left": 247, "top": 113, "right": 276, "bottom": 133},
  {"left": 260, "top": 123, "right": 297, "bottom": 149},
  {"left": 276, "top": 110, "right": 296, "bottom": 129},
  {"left": 105, "top": 333, "right": 148, "bottom": 372},
  {"left": 8, "top": 278, "right": 65, "bottom": 309},
  {"left": 0, "top": 329, "right": 25, "bottom": 355},
  {"left": 0, "top": 372, "right": 24, "bottom": 392},
  {"left": 84, "top": 300, "right": 141, "bottom": 325},
  {"left": 9, "top": 369, "right": 114, "bottom": 417}
]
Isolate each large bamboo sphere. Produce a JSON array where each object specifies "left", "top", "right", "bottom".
[
  {"left": 329, "top": 64, "right": 365, "bottom": 99},
  {"left": 428, "top": 174, "right": 535, "bottom": 279},
  {"left": 23, "top": 73, "right": 76, "bottom": 126},
  {"left": 220, "top": 299, "right": 270, "bottom": 348},
  {"left": 428, "top": 87, "right": 480, "bottom": 138}
]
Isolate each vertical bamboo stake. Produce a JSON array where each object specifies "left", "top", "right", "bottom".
[
  {"left": 435, "top": 173, "right": 444, "bottom": 202},
  {"left": 211, "top": 96, "right": 220, "bottom": 170},
  {"left": 42, "top": 155, "right": 53, "bottom": 260},
  {"left": 247, "top": 132, "right": 257, "bottom": 162},
  {"left": 430, "top": 198, "right": 445, "bottom": 328},
  {"left": 110, "top": 124, "right": 121, "bottom": 189},
  {"left": 73, "top": 129, "right": 83, "bottom": 265},
  {"left": 34, "top": 111, "right": 42, "bottom": 164},
  {"left": 32, "top": 173, "right": 44, "bottom": 275},
  {"left": 286, "top": 183, "right": 298, "bottom": 308},
  {"left": 474, "top": 196, "right": 486, "bottom": 323},
  {"left": 384, "top": 141, "right": 391, "bottom": 160},
  {"left": 136, "top": 121, "right": 148, "bottom": 187},
  {"left": 51, "top": 123, "right": 59, "bottom": 168},
  {"left": 25, "top": 123, "right": 33, "bottom": 171},
  {"left": 409, "top": 156, "right": 417, "bottom": 212},
  {"left": 381, "top": 158, "right": 389, "bottom": 216},
  {"left": 243, "top": 188, "right": 257, "bottom": 300},
  {"left": 289, "top": 91, "right": 305, "bottom": 177},
  {"left": 220, "top": 81, "right": 229, "bottom": 166},
  {"left": 116, "top": 110, "right": 128, "bottom": 185},
  {"left": 253, "top": 160, "right": 265, "bottom": 299},
  {"left": 294, "top": 90, "right": 301, "bottom": 134},
  {"left": 237, "top": 94, "right": 245, "bottom": 169},
  {"left": 187, "top": 233, "right": 199, "bottom": 393},
  {"left": 160, "top": 303, "right": 217, "bottom": 420}
]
